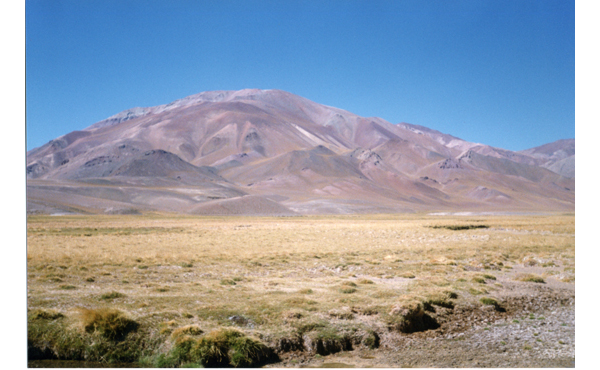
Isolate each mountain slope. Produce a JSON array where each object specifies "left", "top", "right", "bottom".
[
  {"left": 518, "top": 139, "right": 575, "bottom": 178},
  {"left": 26, "top": 89, "right": 574, "bottom": 215}
]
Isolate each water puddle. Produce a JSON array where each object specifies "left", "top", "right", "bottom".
[
  {"left": 320, "top": 363, "right": 355, "bottom": 368},
  {"left": 28, "top": 360, "right": 139, "bottom": 368},
  {"left": 301, "top": 363, "right": 355, "bottom": 368}
]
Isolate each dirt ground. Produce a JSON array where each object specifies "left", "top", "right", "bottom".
[{"left": 272, "top": 267, "right": 575, "bottom": 368}]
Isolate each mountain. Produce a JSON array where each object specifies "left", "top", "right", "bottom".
[
  {"left": 26, "top": 89, "right": 574, "bottom": 215},
  {"left": 518, "top": 139, "right": 575, "bottom": 179}
]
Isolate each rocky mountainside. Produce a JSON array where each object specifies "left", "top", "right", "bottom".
[{"left": 26, "top": 89, "right": 574, "bottom": 215}]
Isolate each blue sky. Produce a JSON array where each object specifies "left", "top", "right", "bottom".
[{"left": 26, "top": 0, "right": 575, "bottom": 152}]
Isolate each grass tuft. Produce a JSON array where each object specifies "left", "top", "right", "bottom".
[
  {"left": 100, "top": 291, "right": 127, "bottom": 300},
  {"left": 29, "top": 308, "right": 65, "bottom": 321},
  {"left": 479, "top": 297, "right": 505, "bottom": 312},
  {"left": 516, "top": 274, "right": 545, "bottom": 283},
  {"left": 77, "top": 308, "right": 139, "bottom": 340},
  {"left": 220, "top": 279, "right": 237, "bottom": 286},
  {"left": 357, "top": 279, "right": 375, "bottom": 284},
  {"left": 172, "top": 325, "right": 204, "bottom": 338},
  {"left": 59, "top": 285, "right": 77, "bottom": 290},
  {"left": 159, "top": 328, "right": 274, "bottom": 367}
]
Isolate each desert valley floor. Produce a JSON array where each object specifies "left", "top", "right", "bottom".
[{"left": 27, "top": 213, "right": 574, "bottom": 367}]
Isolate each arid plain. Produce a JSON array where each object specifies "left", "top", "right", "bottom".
[{"left": 27, "top": 212, "right": 574, "bottom": 367}]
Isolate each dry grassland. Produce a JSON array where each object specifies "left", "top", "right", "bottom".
[{"left": 27, "top": 213, "right": 575, "bottom": 367}]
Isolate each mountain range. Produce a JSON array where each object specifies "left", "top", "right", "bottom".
[{"left": 26, "top": 89, "right": 574, "bottom": 215}]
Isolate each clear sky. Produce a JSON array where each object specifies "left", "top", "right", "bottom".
[{"left": 26, "top": 0, "right": 575, "bottom": 152}]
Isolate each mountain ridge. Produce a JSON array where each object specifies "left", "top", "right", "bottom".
[{"left": 27, "top": 89, "right": 574, "bottom": 215}]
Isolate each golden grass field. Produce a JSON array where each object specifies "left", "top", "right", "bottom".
[{"left": 26, "top": 213, "right": 575, "bottom": 367}]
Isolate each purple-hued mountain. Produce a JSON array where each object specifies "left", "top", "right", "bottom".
[{"left": 26, "top": 89, "right": 574, "bottom": 215}]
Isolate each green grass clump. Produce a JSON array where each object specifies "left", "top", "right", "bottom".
[
  {"left": 480, "top": 297, "right": 498, "bottom": 306},
  {"left": 220, "top": 279, "right": 237, "bottom": 286},
  {"left": 296, "top": 321, "right": 327, "bottom": 334},
  {"left": 157, "top": 329, "right": 274, "bottom": 367},
  {"left": 357, "top": 279, "right": 375, "bottom": 284},
  {"left": 480, "top": 297, "right": 505, "bottom": 312},
  {"left": 29, "top": 309, "right": 65, "bottom": 321},
  {"left": 339, "top": 287, "right": 357, "bottom": 294},
  {"left": 100, "top": 291, "right": 127, "bottom": 300},
  {"left": 424, "top": 296, "right": 455, "bottom": 310},
  {"left": 516, "top": 274, "right": 545, "bottom": 283},
  {"left": 172, "top": 325, "right": 204, "bottom": 338},
  {"left": 469, "top": 287, "right": 484, "bottom": 295},
  {"left": 78, "top": 308, "right": 139, "bottom": 340},
  {"left": 362, "top": 331, "right": 380, "bottom": 349},
  {"left": 59, "top": 285, "right": 77, "bottom": 290}
]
